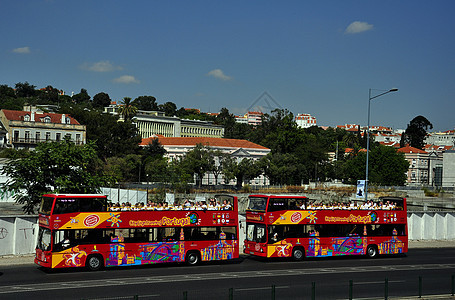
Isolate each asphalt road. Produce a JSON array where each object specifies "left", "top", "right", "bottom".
[{"left": 1, "top": 248, "right": 455, "bottom": 300}]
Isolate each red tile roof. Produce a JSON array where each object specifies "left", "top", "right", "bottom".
[
  {"left": 397, "top": 146, "right": 427, "bottom": 154},
  {"left": 1, "top": 109, "right": 80, "bottom": 125},
  {"left": 140, "top": 136, "right": 269, "bottom": 150}
]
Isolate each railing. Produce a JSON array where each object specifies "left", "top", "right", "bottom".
[{"left": 12, "top": 138, "right": 84, "bottom": 145}]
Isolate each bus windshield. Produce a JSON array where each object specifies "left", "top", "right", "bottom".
[
  {"left": 39, "top": 197, "right": 54, "bottom": 215},
  {"left": 37, "top": 228, "right": 51, "bottom": 251},
  {"left": 247, "top": 197, "right": 268, "bottom": 211},
  {"left": 246, "top": 223, "right": 267, "bottom": 243}
]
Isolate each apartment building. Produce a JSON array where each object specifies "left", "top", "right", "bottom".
[
  {"left": 425, "top": 130, "right": 455, "bottom": 147},
  {"left": 0, "top": 109, "right": 86, "bottom": 149},
  {"left": 235, "top": 111, "right": 263, "bottom": 126},
  {"left": 295, "top": 113, "right": 316, "bottom": 128},
  {"left": 398, "top": 146, "right": 429, "bottom": 185}
]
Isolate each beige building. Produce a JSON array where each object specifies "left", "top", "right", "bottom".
[
  {"left": 398, "top": 146, "right": 429, "bottom": 185},
  {"left": 0, "top": 109, "right": 86, "bottom": 149},
  {"left": 105, "top": 106, "right": 224, "bottom": 139}
]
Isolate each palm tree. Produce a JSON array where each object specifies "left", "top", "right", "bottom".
[{"left": 117, "top": 97, "right": 137, "bottom": 121}]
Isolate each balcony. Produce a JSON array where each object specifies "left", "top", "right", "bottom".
[{"left": 12, "top": 138, "right": 84, "bottom": 145}]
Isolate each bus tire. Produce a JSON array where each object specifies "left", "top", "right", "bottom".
[
  {"left": 366, "top": 245, "right": 378, "bottom": 258},
  {"left": 86, "top": 254, "right": 103, "bottom": 271},
  {"left": 186, "top": 251, "right": 200, "bottom": 266},
  {"left": 292, "top": 247, "right": 305, "bottom": 261}
]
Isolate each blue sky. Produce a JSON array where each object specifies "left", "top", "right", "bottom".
[{"left": 1, "top": 1, "right": 454, "bottom": 131}]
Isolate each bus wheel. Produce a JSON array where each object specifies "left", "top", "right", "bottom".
[
  {"left": 186, "top": 251, "right": 200, "bottom": 266},
  {"left": 86, "top": 254, "right": 103, "bottom": 271},
  {"left": 292, "top": 247, "right": 305, "bottom": 261},
  {"left": 366, "top": 245, "right": 378, "bottom": 258}
]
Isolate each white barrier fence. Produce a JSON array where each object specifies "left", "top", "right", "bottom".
[{"left": 0, "top": 212, "right": 454, "bottom": 256}]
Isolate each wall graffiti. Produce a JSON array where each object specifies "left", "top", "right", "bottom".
[{"left": 0, "top": 227, "right": 7, "bottom": 239}]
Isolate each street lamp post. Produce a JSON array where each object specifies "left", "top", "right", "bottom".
[{"left": 365, "top": 88, "right": 398, "bottom": 202}]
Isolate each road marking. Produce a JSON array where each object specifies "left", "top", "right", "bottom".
[{"left": 1, "top": 263, "right": 454, "bottom": 295}]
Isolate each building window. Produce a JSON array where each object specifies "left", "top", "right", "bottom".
[
  {"left": 45, "top": 132, "right": 51, "bottom": 141},
  {"left": 65, "top": 117, "right": 71, "bottom": 124},
  {"left": 56, "top": 133, "right": 61, "bottom": 141},
  {"left": 25, "top": 131, "right": 30, "bottom": 143},
  {"left": 44, "top": 116, "right": 51, "bottom": 123},
  {"left": 76, "top": 134, "right": 81, "bottom": 144},
  {"left": 24, "top": 115, "right": 30, "bottom": 121},
  {"left": 36, "top": 132, "right": 41, "bottom": 142},
  {"left": 13, "top": 131, "right": 19, "bottom": 142}
]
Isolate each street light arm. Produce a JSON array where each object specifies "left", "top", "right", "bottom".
[{"left": 369, "top": 88, "right": 399, "bottom": 101}]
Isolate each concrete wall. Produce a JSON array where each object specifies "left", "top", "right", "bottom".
[
  {"left": 0, "top": 215, "right": 38, "bottom": 256},
  {"left": 408, "top": 211, "right": 455, "bottom": 240},
  {"left": 1, "top": 212, "right": 454, "bottom": 256}
]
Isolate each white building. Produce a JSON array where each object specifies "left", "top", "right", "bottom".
[
  {"left": 442, "top": 150, "right": 455, "bottom": 189},
  {"left": 235, "top": 111, "right": 263, "bottom": 126},
  {"left": 425, "top": 130, "right": 455, "bottom": 147},
  {"left": 140, "top": 136, "right": 270, "bottom": 186},
  {"left": 295, "top": 113, "right": 316, "bottom": 128}
]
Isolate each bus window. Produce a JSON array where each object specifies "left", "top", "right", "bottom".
[
  {"left": 158, "top": 227, "right": 181, "bottom": 242},
  {"left": 248, "top": 197, "right": 267, "bottom": 211},
  {"left": 268, "top": 198, "right": 288, "bottom": 212},
  {"left": 148, "top": 228, "right": 158, "bottom": 242},
  {"left": 52, "top": 197, "right": 107, "bottom": 214},
  {"left": 288, "top": 199, "right": 299, "bottom": 210},
  {"left": 129, "top": 228, "right": 148, "bottom": 243},
  {"left": 220, "top": 226, "right": 237, "bottom": 240},
  {"left": 368, "top": 224, "right": 406, "bottom": 236},
  {"left": 53, "top": 198, "right": 78, "bottom": 214},
  {"left": 39, "top": 197, "right": 54, "bottom": 215},
  {"left": 53, "top": 230, "right": 73, "bottom": 252},
  {"left": 246, "top": 223, "right": 266, "bottom": 243},
  {"left": 80, "top": 197, "right": 106, "bottom": 212}
]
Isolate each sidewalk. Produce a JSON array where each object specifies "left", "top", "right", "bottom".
[{"left": 1, "top": 240, "right": 454, "bottom": 267}]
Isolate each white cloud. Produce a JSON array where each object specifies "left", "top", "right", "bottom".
[
  {"left": 113, "top": 75, "right": 140, "bottom": 84},
  {"left": 12, "top": 46, "right": 31, "bottom": 54},
  {"left": 81, "top": 60, "right": 122, "bottom": 72},
  {"left": 345, "top": 21, "right": 374, "bottom": 34},
  {"left": 207, "top": 69, "right": 232, "bottom": 81}
]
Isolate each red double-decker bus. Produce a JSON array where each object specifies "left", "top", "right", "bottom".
[
  {"left": 35, "top": 194, "right": 239, "bottom": 270},
  {"left": 244, "top": 195, "right": 407, "bottom": 260}
]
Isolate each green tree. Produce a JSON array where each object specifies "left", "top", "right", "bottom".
[
  {"left": 400, "top": 115, "right": 433, "bottom": 149},
  {"left": 158, "top": 101, "right": 177, "bottom": 116},
  {"left": 38, "top": 85, "right": 60, "bottom": 104},
  {"left": 117, "top": 97, "right": 137, "bottom": 121},
  {"left": 259, "top": 152, "right": 304, "bottom": 185},
  {"left": 223, "top": 157, "right": 262, "bottom": 189},
  {"left": 207, "top": 149, "right": 228, "bottom": 185},
  {"left": 132, "top": 96, "right": 158, "bottom": 111},
  {"left": 1, "top": 140, "right": 111, "bottom": 214},
  {"left": 92, "top": 92, "right": 111, "bottom": 109},
  {"left": 341, "top": 144, "right": 409, "bottom": 186},
  {"left": 72, "top": 88, "right": 91, "bottom": 104},
  {"left": 15, "top": 82, "right": 37, "bottom": 98},
  {"left": 0, "top": 84, "right": 23, "bottom": 110},
  {"left": 0, "top": 84, "right": 16, "bottom": 99},
  {"left": 180, "top": 144, "right": 213, "bottom": 187}
]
